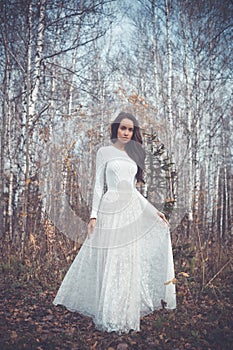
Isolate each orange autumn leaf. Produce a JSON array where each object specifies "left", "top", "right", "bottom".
[
  {"left": 178, "top": 272, "right": 190, "bottom": 277},
  {"left": 164, "top": 277, "right": 177, "bottom": 285}
]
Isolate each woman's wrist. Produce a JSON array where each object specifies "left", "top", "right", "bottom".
[{"left": 89, "top": 217, "right": 96, "bottom": 222}]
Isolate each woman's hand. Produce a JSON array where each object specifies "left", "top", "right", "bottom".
[
  {"left": 88, "top": 218, "right": 96, "bottom": 239},
  {"left": 157, "top": 211, "right": 169, "bottom": 226}
]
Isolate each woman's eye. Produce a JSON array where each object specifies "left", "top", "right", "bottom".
[{"left": 120, "top": 126, "right": 133, "bottom": 132}]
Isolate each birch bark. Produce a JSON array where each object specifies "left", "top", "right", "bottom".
[
  {"left": 151, "top": 0, "right": 159, "bottom": 102},
  {"left": 182, "top": 19, "right": 193, "bottom": 224},
  {"left": 1, "top": 37, "right": 13, "bottom": 240},
  {"left": 164, "top": 0, "right": 173, "bottom": 154},
  {"left": 21, "top": 0, "right": 46, "bottom": 258},
  {"left": 164, "top": 0, "right": 175, "bottom": 212}
]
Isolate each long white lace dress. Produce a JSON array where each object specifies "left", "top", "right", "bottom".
[{"left": 53, "top": 144, "right": 176, "bottom": 333}]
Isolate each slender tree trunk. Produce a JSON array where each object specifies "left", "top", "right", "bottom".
[
  {"left": 0, "top": 102, "right": 5, "bottom": 236},
  {"left": 1, "top": 44, "right": 9, "bottom": 238},
  {"left": 68, "top": 12, "right": 83, "bottom": 115},
  {"left": 7, "top": 74, "right": 13, "bottom": 242},
  {"left": 193, "top": 65, "right": 201, "bottom": 221},
  {"left": 1, "top": 24, "right": 15, "bottom": 243},
  {"left": 217, "top": 166, "right": 224, "bottom": 267},
  {"left": 0, "top": 53, "right": 7, "bottom": 237},
  {"left": 212, "top": 165, "right": 220, "bottom": 238},
  {"left": 205, "top": 5, "right": 215, "bottom": 232},
  {"left": 164, "top": 0, "right": 173, "bottom": 154},
  {"left": 227, "top": 167, "right": 233, "bottom": 238},
  {"left": 222, "top": 164, "right": 227, "bottom": 240},
  {"left": 182, "top": 18, "right": 193, "bottom": 225},
  {"left": 21, "top": 0, "right": 46, "bottom": 259},
  {"left": 151, "top": 0, "right": 159, "bottom": 102},
  {"left": 163, "top": 0, "right": 175, "bottom": 210}
]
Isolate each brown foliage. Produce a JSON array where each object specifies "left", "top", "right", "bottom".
[{"left": 0, "top": 237, "right": 232, "bottom": 350}]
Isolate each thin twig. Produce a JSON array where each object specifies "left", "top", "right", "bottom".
[
  {"left": 196, "top": 223, "right": 205, "bottom": 287},
  {"left": 205, "top": 259, "right": 232, "bottom": 287}
]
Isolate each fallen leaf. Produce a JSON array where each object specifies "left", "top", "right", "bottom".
[
  {"left": 164, "top": 277, "right": 177, "bottom": 285},
  {"left": 11, "top": 331, "right": 18, "bottom": 339},
  {"left": 117, "top": 343, "right": 129, "bottom": 350},
  {"left": 178, "top": 272, "right": 190, "bottom": 277}
]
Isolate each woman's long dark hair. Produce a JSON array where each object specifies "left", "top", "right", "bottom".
[{"left": 110, "top": 112, "right": 146, "bottom": 183}]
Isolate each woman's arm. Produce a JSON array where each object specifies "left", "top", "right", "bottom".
[
  {"left": 88, "top": 148, "right": 106, "bottom": 238},
  {"left": 157, "top": 211, "right": 169, "bottom": 225},
  {"left": 135, "top": 180, "right": 169, "bottom": 226},
  {"left": 88, "top": 218, "right": 96, "bottom": 239}
]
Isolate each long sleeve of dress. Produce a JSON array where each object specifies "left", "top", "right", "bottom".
[{"left": 90, "top": 148, "right": 106, "bottom": 219}]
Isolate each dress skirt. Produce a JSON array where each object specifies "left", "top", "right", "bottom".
[{"left": 53, "top": 186, "right": 176, "bottom": 333}]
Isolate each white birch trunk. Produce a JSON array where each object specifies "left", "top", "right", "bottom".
[
  {"left": 68, "top": 13, "right": 82, "bottom": 115},
  {"left": 0, "top": 106, "right": 5, "bottom": 236},
  {"left": 205, "top": 18, "right": 215, "bottom": 227},
  {"left": 183, "top": 22, "right": 193, "bottom": 223},
  {"left": 4, "top": 46, "right": 14, "bottom": 241},
  {"left": 21, "top": 0, "right": 45, "bottom": 257},
  {"left": 164, "top": 0, "right": 173, "bottom": 155},
  {"left": 212, "top": 164, "right": 220, "bottom": 236},
  {"left": 222, "top": 164, "right": 227, "bottom": 240},
  {"left": 0, "top": 46, "right": 7, "bottom": 237},
  {"left": 193, "top": 63, "right": 201, "bottom": 219},
  {"left": 29, "top": 0, "right": 46, "bottom": 117},
  {"left": 7, "top": 91, "right": 13, "bottom": 242},
  {"left": 163, "top": 0, "right": 175, "bottom": 211},
  {"left": 227, "top": 165, "right": 233, "bottom": 237},
  {"left": 151, "top": 0, "right": 159, "bottom": 102},
  {"left": 21, "top": 1, "right": 33, "bottom": 257}
]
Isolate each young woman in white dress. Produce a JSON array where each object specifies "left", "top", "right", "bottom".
[{"left": 53, "top": 112, "right": 176, "bottom": 333}]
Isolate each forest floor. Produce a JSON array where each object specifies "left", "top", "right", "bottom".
[{"left": 0, "top": 265, "right": 232, "bottom": 350}]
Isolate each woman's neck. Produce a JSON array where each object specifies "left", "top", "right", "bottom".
[{"left": 113, "top": 141, "right": 125, "bottom": 151}]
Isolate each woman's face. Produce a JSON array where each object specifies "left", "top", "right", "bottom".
[{"left": 117, "top": 118, "right": 134, "bottom": 144}]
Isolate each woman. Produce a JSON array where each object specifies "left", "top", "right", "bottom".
[{"left": 53, "top": 111, "right": 176, "bottom": 333}]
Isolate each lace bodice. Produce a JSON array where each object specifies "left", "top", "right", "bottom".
[{"left": 90, "top": 145, "right": 139, "bottom": 218}]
